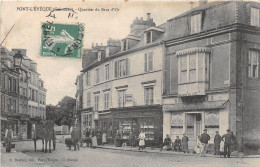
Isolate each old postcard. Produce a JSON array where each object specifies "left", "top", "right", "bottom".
[{"left": 0, "top": 0, "right": 260, "bottom": 167}]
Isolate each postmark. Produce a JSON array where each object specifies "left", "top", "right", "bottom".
[{"left": 41, "top": 22, "right": 84, "bottom": 58}]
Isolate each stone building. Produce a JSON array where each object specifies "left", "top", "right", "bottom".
[
  {"left": 1, "top": 46, "right": 47, "bottom": 139},
  {"left": 162, "top": 1, "right": 260, "bottom": 151},
  {"left": 77, "top": 13, "right": 165, "bottom": 146}
]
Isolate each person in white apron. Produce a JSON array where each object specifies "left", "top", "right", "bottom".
[{"left": 138, "top": 132, "right": 145, "bottom": 150}]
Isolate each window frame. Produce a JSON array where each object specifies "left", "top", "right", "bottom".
[
  {"left": 104, "top": 91, "right": 110, "bottom": 109},
  {"left": 190, "top": 13, "right": 202, "bottom": 34},
  {"left": 251, "top": 7, "right": 260, "bottom": 27},
  {"left": 144, "top": 86, "right": 154, "bottom": 105},
  {"left": 105, "top": 64, "right": 110, "bottom": 81},
  {"left": 94, "top": 94, "right": 100, "bottom": 111},
  {"left": 95, "top": 68, "right": 100, "bottom": 84},
  {"left": 144, "top": 52, "right": 153, "bottom": 72},
  {"left": 248, "top": 49, "right": 259, "bottom": 78},
  {"left": 118, "top": 89, "right": 126, "bottom": 107}
]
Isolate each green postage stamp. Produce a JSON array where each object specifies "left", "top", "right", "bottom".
[{"left": 41, "top": 22, "right": 84, "bottom": 58}]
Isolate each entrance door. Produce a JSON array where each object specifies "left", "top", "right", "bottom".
[
  {"left": 27, "top": 122, "right": 32, "bottom": 139},
  {"left": 186, "top": 113, "right": 202, "bottom": 149}
]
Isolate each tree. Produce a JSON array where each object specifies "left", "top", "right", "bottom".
[{"left": 46, "top": 96, "right": 76, "bottom": 130}]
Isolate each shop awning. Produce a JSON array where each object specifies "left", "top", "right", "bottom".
[{"left": 163, "top": 100, "right": 228, "bottom": 112}]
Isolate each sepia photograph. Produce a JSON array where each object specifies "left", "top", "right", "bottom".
[{"left": 0, "top": 0, "right": 260, "bottom": 166}]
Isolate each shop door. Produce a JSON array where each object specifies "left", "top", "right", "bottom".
[
  {"left": 195, "top": 114, "right": 202, "bottom": 145},
  {"left": 186, "top": 113, "right": 202, "bottom": 149}
]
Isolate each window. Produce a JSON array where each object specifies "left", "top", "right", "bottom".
[
  {"left": 8, "top": 77, "right": 12, "bottom": 91},
  {"left": 87, "top": 92, "right": 91, "bottom": 107},
  {"left": 146, "top": 31, "right": 152, "bottom": 44},
  {"left": 144, "top": 52, "right": 153, "bottom": 72},
  {"left": 32, "top": 89, "right": 35, "bottom": 101},
  {"left": 251, "top": 7, "right": 260, "bottom": 27},
  {"left": 94, "top": 94, "right": 99, "bottom": 111},
  {"left": 191, "top": 14, "right": 201, "bottom": 34},
  {"left": 118, "top": 90, "right": 126, "bottom": 107},
  {"left": 104, "top": 91, "right": 110, "bottom": 109},
  {"left": 122, "top": 40, "right": 128, "bottom": 51},
  {"left": 1, "top": 95, "right": 5, "bottom": 111},
  {"left": 13, "top": 79, "right": 16, "bottom": 93},
  {"left": 105, "top": 64, "right": 110, "bottom": 81},
  {"left": 28, "top": 72, "right": 31, "bottom": 83},
  {"left": 114, "top": 58, "right": 129, "bottom": 78},
  {"left": 86, "top": 71, "right": 91, "bottom": 85},
  {"left": 248, "top": 50, "right": 259, "bottom": 78},
  {"left": 28, "top": 88, "right": 31, "bottom": 99},
  {"left": 95, "top": 68, "right": 100, "bottom": 84},
  {"left": 144, "top": 87, "right": 154, "bottom": 105}
]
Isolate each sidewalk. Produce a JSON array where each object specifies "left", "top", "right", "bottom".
[
  {"left": 94, "top": 144, "right": 260, "bottom": 158},
  {"left": 1, "top": 146, "right": 50, "bottom": 167}
]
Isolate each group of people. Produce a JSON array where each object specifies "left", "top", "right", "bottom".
[
  {"left": 161, "top": 129, "right": 237, "bottom": 158},
  {"left": 84, "top": 129, "right": 107, "bottom": 148}
]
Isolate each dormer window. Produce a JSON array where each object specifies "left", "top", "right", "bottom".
[
  {"left": 251, "top": 7, "right": 259, "bottom": 27},
  {"left": 146, "top": 31, "right": 152, "bottom": 44},
  {"left": 191, "top": 14, "right": 202, "bottom": 34},
  {"left": 98, "top": 51, "right": 102, "bottom": 61},
  {"left": 122, "top": 39, "right": 128, "bottom": 51}
]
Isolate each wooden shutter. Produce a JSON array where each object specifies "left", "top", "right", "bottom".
[
  {"left": 144, "top": 53, "right": 147, "bottom": 72},
  {"left": 126, "top": 58, "right": 130, "bottom": 76},
  {"left": 148, "top": 52, "right": 153, "bottom": 71},
  {"left": 114, "top": 61, "right": 118, "bottom": 78}
]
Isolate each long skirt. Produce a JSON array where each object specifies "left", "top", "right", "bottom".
[
  {"left": 182, "top": 142, "right": 188, "bottom": 152},
  {"left": 102, "top": 134, "right": 107, "bottom": 143},
  {"left": 92, "top": 136, "right": 97, "bottom": 147},
  {"left": 139, "top": 139, "right": 145, "bottom": 146}
]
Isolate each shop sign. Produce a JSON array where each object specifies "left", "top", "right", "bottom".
[{"left": 125, "top": 94, "right": 133, "bottom": 102}]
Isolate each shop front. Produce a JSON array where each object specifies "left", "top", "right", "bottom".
[
  {"left": 111, "top": 105, "right": 163, "bottom": 147},
  {"left": 98, "top": 111, "right": 113, "bottom": 143},
  {"left": 163, "top": 100, "right": 229, "bottom": 150}
]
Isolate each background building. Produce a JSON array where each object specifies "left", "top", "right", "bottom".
[
  {"left": 1, "top": 46, "right": 47, "bottom": 139},
  {"left": 162, "top": 1, "right": 260, "bottom": 151}
]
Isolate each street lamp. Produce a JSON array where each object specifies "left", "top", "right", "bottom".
[{"left": 13, "top": 50, "right": 24, "bottom": 69}]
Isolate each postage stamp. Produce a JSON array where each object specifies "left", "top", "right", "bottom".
[{"left": 41, "top": 22, "right": 84, "bottom": 58}]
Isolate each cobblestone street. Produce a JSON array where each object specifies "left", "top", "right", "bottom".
[{"left": 1, "top": 137, "right": 260, "bottom": 167}]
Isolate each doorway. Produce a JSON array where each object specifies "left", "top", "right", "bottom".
[{"left": 186, "top": 113, "right": 202, "bottom": 149}]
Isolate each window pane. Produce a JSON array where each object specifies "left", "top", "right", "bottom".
[
  {"left": 251, "top": 8, "right": 260, "bottom": 26},
  {"left": 189, "top": 54, "right": 196, "bottom": 70},
  {"left": 189, "top": 70, "right": 196, "bottom": 82},
  {"left": 180, "top": 71, "right": 187, "bottom": 83},
  {"left": 180, "top": 57, "right": 187, "bottom": 71}
]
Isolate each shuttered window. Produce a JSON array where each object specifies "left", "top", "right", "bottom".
[
  {"left": 251, "top": 7, "right": 260, "bottom": 27},
  {"left": 248, "top": 50, "right": 259, "bottom": 78},
  {"left": 144, "top": 52, "right": 153, "bottom": 72},
  {"left": 191, "top": 14, "right": 201, "bottom": 34},
  {"left": 114, "top": 58, "right": 130, "bottom": 78}
]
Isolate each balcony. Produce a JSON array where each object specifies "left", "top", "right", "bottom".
[{"left": 178, "top": 81, "right": 208, "bottom": 97}]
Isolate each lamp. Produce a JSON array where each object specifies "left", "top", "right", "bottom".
[{"left": 13, "top": 50, "right": 24, "bottom": 68}]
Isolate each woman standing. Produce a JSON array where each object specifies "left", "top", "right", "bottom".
[
  {"left": 182, "top": 133, "right": 189, "bottom": 153},
  {"left": 138, "top": 131, "right": 146, "bottom": 150},
  {"left": 91, "top": 129, "right": 97, "bottom": 148},
  {"left": 102, "top": 130, "right": 107, "bottom": 145}
]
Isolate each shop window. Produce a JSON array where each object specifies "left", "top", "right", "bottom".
[
  {"left": 144, "top": 52, "right": 153, "bottom": 72},
  {"left": 248, "top": 50, "right": 259, "bottom": 78},
  {"left": 191, "top": 13, "right": 201, "bottom": 34},
  {"left": 94, "top": 94, "right": 99, "bottom": 111},
  {"left": 170, "top": 112, "right": 183, "bottom": 140},
  {"left": 140, "top": 118, "right": 155, "bottom": 141},
  {"left": 114, "top": 58, "right": 129, "bottom": 78},
  {"left": 104, "top": 91, "right": 110, "bottom": 109},
  {"left": 118, "top": 90, "right": 126, "bottom": 107},
  {"left": 251, "top": 7, "right": 260, "bottom": 27},
  {"left": 144, "top": 87, "right": 154, "bottom": 105}
]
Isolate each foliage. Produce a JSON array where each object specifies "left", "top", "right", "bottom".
[{"left": 46, "top": 96, "right": 76, "bottom": 129}]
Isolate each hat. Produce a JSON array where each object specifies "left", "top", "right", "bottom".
[
  {"left": 227, "top": 129, "right": 231, "bottom": 131},
  {"left": 203, "top": 129, "right": 207, "bottom": 131}
]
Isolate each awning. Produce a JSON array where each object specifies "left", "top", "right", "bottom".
[{"left": 163, "top": 100, "right": 228, "bottom": 112}]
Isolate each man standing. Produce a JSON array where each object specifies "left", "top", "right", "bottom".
[
  {"left": 214, "top": 131, "right": 222, "bottom": 155},
  {"left": 200, "top": 129, "right": 211, "bottom": 157},
  {"left": 222, "top": 129, "right": 232, "bottom": 158}
]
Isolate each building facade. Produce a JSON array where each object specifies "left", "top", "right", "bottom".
[
  {"left": 77, "top": 14, "right": 165, "bottom": 146},
  {"left": 162, "top": 1, "right": 260, "bottom": 151},
  {"left": 1, "top": 46, "right": 47, "bottom": 139}
]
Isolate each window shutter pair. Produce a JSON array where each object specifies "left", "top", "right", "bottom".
[
  {"left": 144, "top": 52, "right": 153, "bottom": 72},
  {"left": 115, "top": 58, "right": 130, "bottom": 77}
]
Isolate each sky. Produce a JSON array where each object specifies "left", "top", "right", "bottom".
[{"left": 0, "top": 0, "right": 219, "bottom": 105}]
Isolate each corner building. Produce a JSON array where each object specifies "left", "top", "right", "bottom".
[
  {"left": 163, "top": 1, "right": 260, "bottom": 151},
  {"left": 78, "top": 14, "right": 165, "bottom": 146}
]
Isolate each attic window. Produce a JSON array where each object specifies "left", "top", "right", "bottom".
[
  {"left": 146, "top": 31, "right": 152, "bottom": 44},
  {"left": 122, "top": 39, "right": 128, "bottom": 51},
  {"left": 251, "top": 7, "right": 260, "bottom": 27},
  {"left": 191, "top": 14, "right": 202, "bottom": 34}
]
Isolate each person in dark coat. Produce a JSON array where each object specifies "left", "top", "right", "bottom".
[
  {"left": 114, "top": 130, "right": 121, "bottom": 147},
  {"left": 160, "top": 134, "right": 171, "bottom": 151},
  {"left": 85, "top": 129, "right": 91, "bottom": 147},
  {"left": 182, "top": 134, "right": 189, "bottom": 153},
  {"left": 222, "top": 129, "right": 232, "bottom": 158},
  {"left": 214, "top": 131, "right": 222, "bottom": 155},
  {"left": 200, "top": 129, "right": 211, "bottom": 157},
  {"left": 173, "top": 136, "right": 181, "bottom": 152}
]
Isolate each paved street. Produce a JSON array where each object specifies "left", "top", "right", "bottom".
[{"left": 1, "top": 137, "right": 260, "bottom": 167}]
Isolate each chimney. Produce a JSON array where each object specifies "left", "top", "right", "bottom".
[
  {"left": 146, "top": 13, "right": 151, "bottom": 21},
  {"left": 199, "top": 0, "right": 207, "bottom": 6}
]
